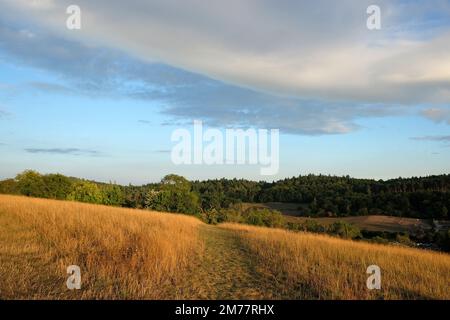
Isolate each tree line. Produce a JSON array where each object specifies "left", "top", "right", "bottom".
[{"left": 1, "top": 170, "right": 449, "bottom": 220}]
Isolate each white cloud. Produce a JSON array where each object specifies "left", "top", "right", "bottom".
[{"left": 2, "top": 0, "right": 450, "bottom": 104}]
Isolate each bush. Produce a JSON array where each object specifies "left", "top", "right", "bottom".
[
  {"left": 328, "top": 221, "right": 362, "bottom": 239},
  {"left": 300, "top": 220, "right": 327, "bottom": 233},
  {"left": 395, "top": 233, "right": 414, "bottom": 246},
  {"left": 201, "top": 208, "right": 230, "bottom": 224},
  {"left": 370, "top": 236, "right": 390, "bottom": 244},
  {"left": 243, "top": 208, "right": 284, "bottom": 228}
]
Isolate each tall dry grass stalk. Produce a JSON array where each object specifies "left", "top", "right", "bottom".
[
  {"left": 0, "top": 195, "right": 202, "bottom": 299},
  {"left": 221, "top": 223, "right": 450, "bottom": 299}
]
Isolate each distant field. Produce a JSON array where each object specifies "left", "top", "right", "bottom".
[
  {"left": 1, "top": 195, "right": 449, "bottom": 299},
  {"left": 284, "top": 215, "right": 432, "bottom": 233},
  {"left": 243, "top": 202, "right": 433, "bottom": 232}
]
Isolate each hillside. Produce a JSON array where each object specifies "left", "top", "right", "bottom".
[{"left": 0, "top": 195, "right": 449, "bottom": 299}]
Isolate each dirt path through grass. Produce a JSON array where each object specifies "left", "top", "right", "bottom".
[
  {"left": 1, "top": 203, "right": 276, "bottom": 299},
  {"left": 176, "top": 224, "right": 277, "bottom": 299}
]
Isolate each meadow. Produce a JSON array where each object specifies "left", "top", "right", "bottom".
[
  {"left": 0, "top": 194, "right": 202, "bottom": 299},
  {"left": 222, "top": 223, "right": 450, "bottom": 299},
  {"left": 1, "top": 194, "right": 449, "bottom": 299}
]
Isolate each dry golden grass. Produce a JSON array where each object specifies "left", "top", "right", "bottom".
[
  {"left": 0, "top": 194, "right": 202, "bottom": 299},
  {"left": 1, "top": 194, "right": 449, "bottom": 300},
  {"left": 221, "top": 223, "right": 450, "bottom": 300}
]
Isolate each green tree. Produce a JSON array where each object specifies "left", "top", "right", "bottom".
[
  {"left": 68, "top": 181, "right": 104, "bottom": 204},
  {"left": 145, "top": 175, "right": 201, "bottom": 215},
  {"left": 0, "top": 179, "right": 19, "bottom": 194},
  {"left": 160, "top": 174, "right": 191, "bottom": 193},
  {"left": 101, "top": 183, "right": 124, "bottom": 206},
  {"left": 43, "top": 174, "right": 73, "bottom": 200},
  {"left": 15, "top": 170, "right": 47, "bottom": 197}
]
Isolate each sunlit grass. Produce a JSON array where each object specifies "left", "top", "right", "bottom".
[
  {"left": 0, "top": 194, "right": 202, "bottom": 299},
  {"left": 221, "top": 223, "right": 450, "bottom": 299},
  {"left": 1, "top": 194, "right": 449, "bottom": 300}
]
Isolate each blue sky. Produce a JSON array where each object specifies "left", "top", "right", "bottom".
[{"left": 0, "top": 0, "right": 449, "bottom": 184}]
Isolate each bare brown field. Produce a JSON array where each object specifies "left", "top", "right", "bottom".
[
  {"left": 1, "top": 195, "right": 449, "bottom": 299},
  {"left": 242, "top": 202, "right": 432, "bottom": 232},
  {"left": 283, "top": 215, "right": 431, "bottom": 232},
  {"left": 221, "top": 223, "right": 450, "bottom": 299}
]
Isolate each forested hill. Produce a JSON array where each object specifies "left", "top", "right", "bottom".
[
  {"left": 0, "top": 171, "right": 449, "bottom": 219},
  {"left": 192, "top": 175, "right": 450, "bottom": 219}
]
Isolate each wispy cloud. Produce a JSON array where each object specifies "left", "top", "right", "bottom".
[
  {"left": 153, "top": 149, "right": 171, "bottom": 154},
  {"left": 421, "top": 108, "right": 450, "bottom": 125},
  {"left": 24, "top": 148, "right": 101, "bottom": 156},
  {"left": 27, "top": 81, "right": 72, "bottom": 94},
  {"left": 138, "top": 120, "right": 151, "bottom": 124},
  {"left": 410, "top": 135, "right": 450, "bottom": 148},
  {"left": 410, "top": 135, "right": 450, "bottom": 142}
]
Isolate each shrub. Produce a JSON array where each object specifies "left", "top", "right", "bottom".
[
  {"left": 395, "top": 233, "right": 414, "bottom": 246},
  {"left": 370, "top": 236, "right": 390, "bottom": 244},
  {"left": 328, "top": 221, "right": 362, "bottom": 239},
  {"left": 243, "top": 208, "right": 284, "bottom": 228},
  {"left": 300, "top": 220, "right": 327, "bottom": 233}
]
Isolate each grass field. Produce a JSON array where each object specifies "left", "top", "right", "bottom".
[
  {"left": 1, "top": 195, "right": 449, "bottom": 299},
  {"left": 0, "top": 194, "right": 202, "bottom": 299}
]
